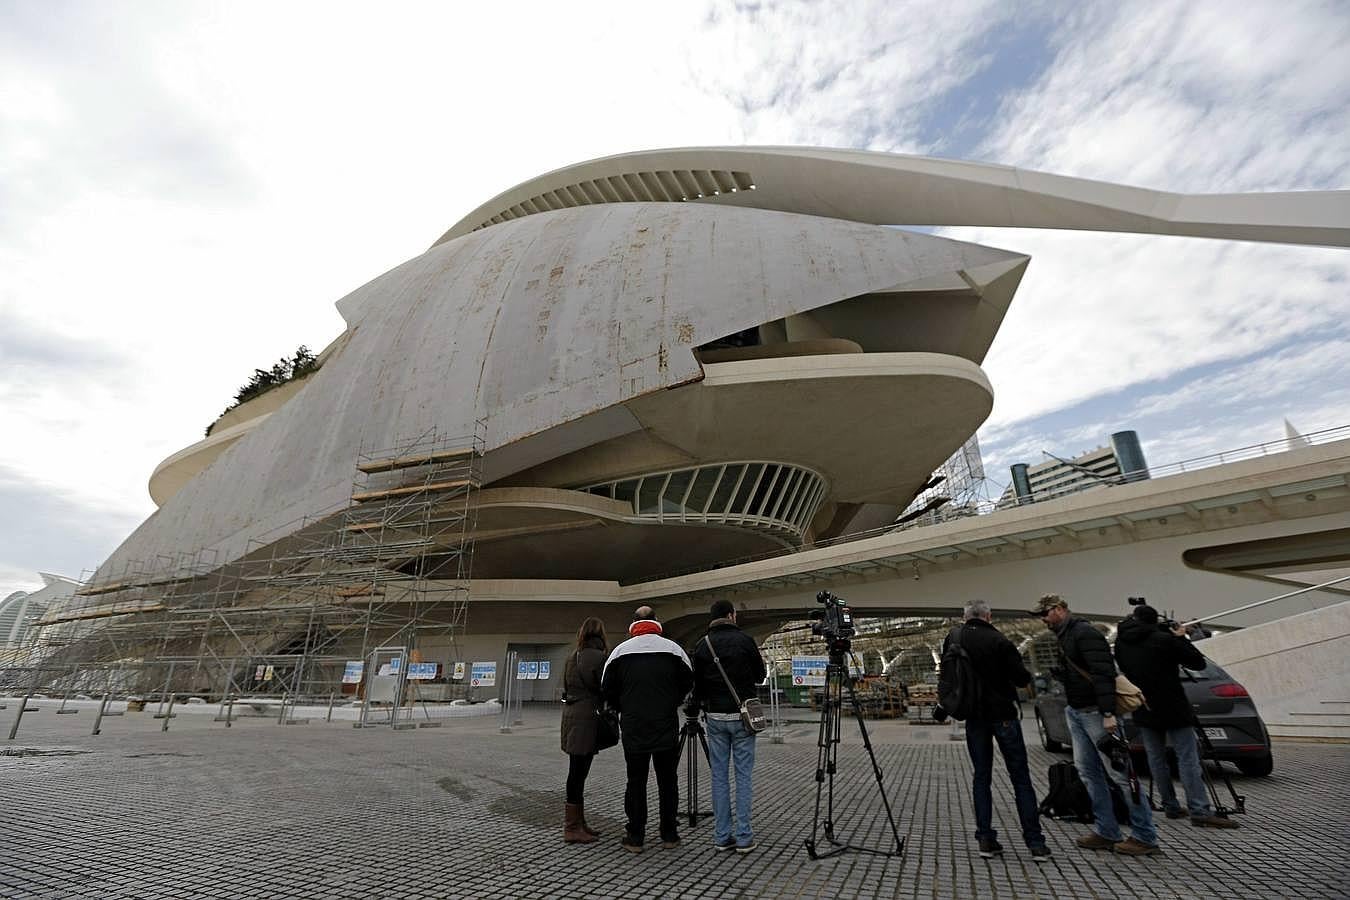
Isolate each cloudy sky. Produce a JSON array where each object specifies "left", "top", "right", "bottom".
[{"left": 2, "top": 0, "right": 1347, "bottom": 597}]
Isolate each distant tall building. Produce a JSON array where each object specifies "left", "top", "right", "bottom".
[
  {"left": 998, "top": 430, "right": 1149, "bottom": 508},
  {"left": 0, "top": 574, "right": 79, "bottom": 651}
]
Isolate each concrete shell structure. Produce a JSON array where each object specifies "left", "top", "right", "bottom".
[{"left": 66, "top": 147, "right": 1348, "bottom": 668}]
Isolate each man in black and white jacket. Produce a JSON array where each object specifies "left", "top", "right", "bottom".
[{"left": 602, "top": 606, "right": 694, "bottom": 853}]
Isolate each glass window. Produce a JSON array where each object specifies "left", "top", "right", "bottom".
[
  {"left": 613, "top": 479, "right": 638, "bottom": 512},
  {"left": 726, "top": 464, "right": 762, "bottom": 514},
  {"left": 768, "top": 468, "right": 802, "bottom": 521},
  {"left": 746, "top": 465, "right": 781, "bottom": 517},
  {"left": 663, "top": 470, "right": 694, "bottom": 513},
  {"left": 683, "top": 467, "right": 720, "bottom": 514},
  {"left": 710, "top": 465, "right": 745, "bottom": 514},
  {"left": 638, "top": 475, "right": 667, "bottom": 514}
]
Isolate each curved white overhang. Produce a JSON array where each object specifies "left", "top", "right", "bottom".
[
  {"left": 149, "top": 414, "right": 271, "bottom": 506},
  {"left": 434, "top": 146, "right": 1350, "bottom": 248}
]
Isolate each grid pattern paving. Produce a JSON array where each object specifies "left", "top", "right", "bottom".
[{"left": 2, "top": 708, "right": 1347, "bottom": 899}]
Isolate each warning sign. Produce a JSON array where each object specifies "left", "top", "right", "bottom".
[{"left": 470, "top": 661, "right": 496, "bottom": 688}]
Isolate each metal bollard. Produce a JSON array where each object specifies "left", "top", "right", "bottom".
[
  {"left": 160, "top": 693, "right": 177, "bottom": 732},
  {"left": 92, "top": 693, "right": 110, "bottom": 735}
]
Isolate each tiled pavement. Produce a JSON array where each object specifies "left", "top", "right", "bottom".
[{"left": 1, "top": 704, "right": 1347, "bottom": 899}]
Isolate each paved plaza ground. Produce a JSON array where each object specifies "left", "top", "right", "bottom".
[{"left": 2, "top": 700, "right": 1347, "bottom": 899}]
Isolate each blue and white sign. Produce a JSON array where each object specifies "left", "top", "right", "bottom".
[
  {"left": 341, "top": 661, "right": 364, "bottom": 684},
  {"left": 517, "top": 659, "right": 530, "bottom": 680},
  {"left": 537, "top": 661, "right": 551, "bottom": 680},
  {"left": 470, "top": 661, "right": 496, "bottom": 688},
  {"left": 407, "top": 662, "right": 438, "bottom": 681},
  {"left": 848, "top": 652, "right": 865, "bottom": 679},
  {"left": 388, "top": 657, "right": 402, "bottom": 675},
  {"left": 791, "top": 656, "right": 828, "bottom": 687},
  {"left": 526, "top": 661, "right": 540, "bottom": 680}
]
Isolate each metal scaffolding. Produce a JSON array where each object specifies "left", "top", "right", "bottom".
[{"left": 2, "top": 424, "right": 485, "bottom": 732}]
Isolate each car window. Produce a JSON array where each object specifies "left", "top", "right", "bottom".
[{"left": 1178, "top": 661, "right": 1226, "bottom": 682}]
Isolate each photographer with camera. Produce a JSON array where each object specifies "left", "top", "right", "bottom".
[
  {"left": 1032, "top": 594, "right": 1160, "bottom": 856},
  {"left": 602, "top": 606, "right": 694, "bottom": 853},
  {"left": 1114, "top": 601, "right": 1239, "bottom": 829},
  {"left": 934, "top": 600, "right": 1051, "bottom": 863},
  {"left": 689, "top": 599, "right": 767, "bottom": 853}
]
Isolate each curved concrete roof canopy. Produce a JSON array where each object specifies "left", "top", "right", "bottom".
[{"left": 435, "top": 146, "right": 1350, "bottom": 248}]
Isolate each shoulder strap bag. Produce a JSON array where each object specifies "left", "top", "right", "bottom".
[
  {"left": 701, "top": 635, "right": 768, "bottom": 734},
  {"left": 1064, "top": 656, "right": 1146, "bottom": 715}
]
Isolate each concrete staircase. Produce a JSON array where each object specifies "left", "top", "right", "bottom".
[
  {"left": 1199, "top": 600, "right": 1350, "bottom": 743},
  {"left": 1273, "top": 699, "right": 1350, "bottom": 741}
]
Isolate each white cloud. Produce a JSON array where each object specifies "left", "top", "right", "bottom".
[{"left": 1, "top": 0, "right": 1346, "bottom": 598}]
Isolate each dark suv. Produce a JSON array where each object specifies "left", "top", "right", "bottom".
[{"left": 1032, "top": 660, "right": 1273, "bottom": 776}]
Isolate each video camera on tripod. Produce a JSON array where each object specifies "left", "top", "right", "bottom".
[
  {"left": 802, "top": 588, "right": 904, "bottom": 861},
  {"left": 810, "top": 590, "right": 856, "bottom": 655}
]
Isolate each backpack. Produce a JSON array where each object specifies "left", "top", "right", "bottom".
[
  {"left": 936, "top": 626, "right": 981, "bottom": 721},
  {"left": 1039, "top": 761, "right": 1130, "bottom": 824},
  {"left": 1039, "top": 762, "right": 1093, "bottom": 822}
]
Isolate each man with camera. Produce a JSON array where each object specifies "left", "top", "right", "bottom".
[
  {"left": 934, "top": 599, "right": 1051, "bottom": 862},
  {"left": 1114, "top": 601, "right": 1239, "bottom": 829},
  {"left": 689, "top": 599, "right": 767, "bottom": 853},
  {"left": 1032, "top": 594, "right": 1159, "bottom": 856},
  {"left": 602, "top": 606, "right": 694, "bottom": 853}
]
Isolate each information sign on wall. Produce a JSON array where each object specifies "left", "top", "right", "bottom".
[
  {"left": 452, "top": 662, "right": 466, "bottom": 681},
  {"left": 470, "top": 662, "right": 496, "bottom": 687},
  {"left": 526, "top": 661, "right": 540, "bottom": 680},
  {"left": 406, "top": 662, "right": 437, "bottom": 681},
  {"left": 341, "top": 661, "right": 364, "bottom": 684},
  {"left": 537, "top": 661, "right": 550, "bottom": 680},
  {"left": 791, "top": 656, "right": 828, "bottom": 687},
  {"left": 263, "top": 665, "right": 275, "bottom": 682}
]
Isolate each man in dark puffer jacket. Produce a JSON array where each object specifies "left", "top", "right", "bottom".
[
  {"left": 1115, "top": 603, "right": 1239, "bottom": 829},
  {"left": 1033, "top": 593, "right": 1159, "bottom": 856},
  {"left": 602, "top": 606, "right": 694, "bottom": 853}
]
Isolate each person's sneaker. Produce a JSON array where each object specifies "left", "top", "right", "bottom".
[
  {"left": 735, "top": 840, "right": 757, "bottom": 854},
  {"left": 1029, "top": 845, "right": 1052, "bottom": 863},
  {"left": 1165, "top": 807, "right": 1187, "bottom": 819},
  {"left": 714, "top": 838, "right": 737, "bottom": 852},
  {"left": 1113, "top": 837, "right": 1160, "bottom": 856},
  {"left": 978, "top": 838, "right": 1004, "bottom": 858},
  {"left": 1191, "top": 814, "right": 1240, "bottom": 829},
  {"left": 1076, "top": 832, "right": 1116, "bottom": 851},
  {"left": 620, "top": 834, "right": 643, "bottom": 854},
  {"left": 660, "top": 833, "right": 682, "bottom": 849}
]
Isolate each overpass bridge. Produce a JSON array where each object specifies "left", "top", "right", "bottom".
[{"left": 625, "top": 437, "right": 1350, "bottom": 642}]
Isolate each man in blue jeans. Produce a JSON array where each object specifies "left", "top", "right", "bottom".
[
  {"left": 689, "top": 599, "right": 766, "bottom": 853},
  {"left": 936, "top": 599, "right": 1050, "bottom": 862},
  {"left": 1035, "top": 594, "right": 1160, "bottom": 855},
  {"left": 1115, "top": 603, "right": 1239, "bottom": 828}
]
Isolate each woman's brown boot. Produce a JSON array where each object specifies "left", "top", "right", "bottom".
[
  {"left": 578, "top": 802, "right": 601, "bottom": 837},
  {"left": 564, "top": 802, "right": 597, "bottom": 843}
]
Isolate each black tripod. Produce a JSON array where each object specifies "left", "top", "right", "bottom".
[
  {"left": 1144, "top": 722, "right": 1246, "bottom": 817},
  {"left": 805, "top": 654, "right": 905, "bottom": 859},
  {"left": 677, "top": 711, "right": 713, "bottom": 827}
]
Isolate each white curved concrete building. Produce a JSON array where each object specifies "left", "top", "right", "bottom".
[{"left": 56, "top": 147, "right": 1347, "bottom": 672}]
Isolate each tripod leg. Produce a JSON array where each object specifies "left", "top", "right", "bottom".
[
  {"left": 844, "top": 677, "right": 905, "bottom": 855},
  {"left": 805, "top": 683, "right": 833, "bottom": 857}
]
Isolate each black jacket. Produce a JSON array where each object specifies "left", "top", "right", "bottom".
[
  {"left": 1054, "top": 616, "right": 1118, "bottom": 713},
  {"left": 691, "top": 619, "right": 767, "bottom": 715},
  {"left": 601, "top": 633, "right": 694, "bottom": 753},
  {"left": 940, "top": 618, "right": 1030, "bottom": 722},
  {"left": 1114, "top": 615, "right": 1207, "bottom": 729},
  {"left": 560, "top": 637, "right": 608, "bottom": 755}
]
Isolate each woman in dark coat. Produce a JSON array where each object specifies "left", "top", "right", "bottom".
[{"left": 561, "top": 616, "right": 609, "bottom": 843}]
